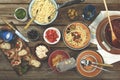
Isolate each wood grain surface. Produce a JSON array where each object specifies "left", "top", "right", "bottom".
[
  {"left": 0, "top": 0, "right": 119, "bottom": 4},
  {"left": 0, "top": 0, "right": 120, "bottom": 80}
]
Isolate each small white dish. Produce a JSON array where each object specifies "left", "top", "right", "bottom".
[
  {"left": 14, "top": 7, "right": 28, "bottom": 22},
  {"left": 43, "top": 27, "right": 61, "bottom": 45}
]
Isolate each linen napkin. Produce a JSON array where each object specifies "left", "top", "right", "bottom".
[{"left": 89, "top": 11, "right": 120, "bottom": 64}]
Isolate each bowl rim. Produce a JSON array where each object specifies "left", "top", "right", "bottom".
[
  {"left": 96, "top": 15, "right": 120, "bottom": 54},
  {"left": 48, "top": 50, "right": 70, "bottom": 72},
  {"left": 0, "top": 28, "right": 15, "bottom": 42},
  {"left": 27, "top": 29, "right": 40, "bottom": 41},
  {"left": 28, "top": 0, "right": 58, "bottom": 25},
  {"left": 34, "top": 42, "right": 50, "bottom": 60},
  {"left": 63, "top": 22, "right": 91, "bottom": 50},
  {"left": 43, "top": 27, "right": 61, "bottom": 45},
  {"left": 14, "top": 7, "right": 28, "bottom": 22},
  {"left": 76, "top": 50, "right": 103, "bottom": 77},
  {"left": 102, "top": 18, "right": 120, "bottom": 50},
  {"left": 80, "top": 54, "right": 97, "bottom": 73}
]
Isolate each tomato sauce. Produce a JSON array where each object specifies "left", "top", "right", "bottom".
[{"left": 105, "top": 18, "right": 120, "bottom": 48}]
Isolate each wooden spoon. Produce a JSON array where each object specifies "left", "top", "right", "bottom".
[
  {"left": 103, "top": 0, "right": 118, "bottom": 46},
  {"left": 24, "top": 10, "right": 38, "bottom": 30}
]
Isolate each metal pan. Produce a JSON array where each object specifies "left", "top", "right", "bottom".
[{"left": 28, "top": 0, "right": 85, "bottom": 25}]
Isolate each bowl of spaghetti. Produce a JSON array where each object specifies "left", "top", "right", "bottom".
[
  {"left": 63, "top": 22, "right": 91, "bottom": 50},
  {"left": 29, "top": 0, "right": 58, "bottom": 25}
]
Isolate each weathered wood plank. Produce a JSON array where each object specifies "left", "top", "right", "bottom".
[
  {"left": 0, "top": 51, "right": 13, "bottom": 70},
  {"left": 58, "top": 0, "right": 120, "bottom": 4},
  {"left": 0, "top": 4, "right": 119, "bottom": 26},
  {"left": 0, "top": 70, "right": 120, "bottom": 80},
  {"left": 0, "top": 0, "right": 119, "bottom": 4},
  {"left": 0, "top": 71, "right": 82, "bottom": 80},
  {"left": 0, "top": 0, "right": 120, "bottom": 79},
  {"left": 0, "top": 0, "right": 30, "bottom": 4}
]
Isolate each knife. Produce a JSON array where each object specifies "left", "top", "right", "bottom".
[{"left": 1, "top": 18, "right": 29, "bottom": 42}]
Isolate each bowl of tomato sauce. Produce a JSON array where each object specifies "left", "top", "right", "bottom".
[{"left": 43, "top": 27, "right": 61, "bottom": 44}]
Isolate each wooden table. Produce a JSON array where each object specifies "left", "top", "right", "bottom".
[{"left": 0, "top": 0, "right": 120, "bottom": 80}]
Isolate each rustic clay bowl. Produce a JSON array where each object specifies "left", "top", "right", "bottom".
[
  {"left": 96, "top": 15, "right": 120, "bottom": 54},
  {"left": 76, "top": 50, "right": 103, "bottom": 77},
  {"left": 48, "top": 50, "right": 70, "bottom": 72}
]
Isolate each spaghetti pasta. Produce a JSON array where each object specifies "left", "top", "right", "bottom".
[
  {"left": 31, "top": 0, "right": 56, "bottom": 24},
  {"left": 64, "top": 22, "right": 91, "bottom": 49}
]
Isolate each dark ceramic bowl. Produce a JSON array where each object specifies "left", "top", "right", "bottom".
[
  {"left": 27, "top": 29, "right": 40, "bottom": 41},
  {"left": 33, "top": 42, "right": 50, "bottom": 61},
  {"left": 103, "top": 18, "right": 120, "bottom": 49},
  {"left": 96, "top": 15, "right": 120, "bottom": 54},
  {"left": 76, "top": 50, "right": 103, "bottom": 77},
  {"left": 63, "top": 22, "right": 91, "bottom": 50},
  {"left": 48, "top": 50, "right": 70, "bottom": 72}
]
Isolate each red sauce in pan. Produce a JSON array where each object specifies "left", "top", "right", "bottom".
[{"left": 105, "top": 18, "right": 120, "bottom": 48}]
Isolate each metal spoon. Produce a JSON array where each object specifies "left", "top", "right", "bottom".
[
  {"left": 80, "top": 59, "right": 112, "bottom": 72},
  {"left": 91, "top": 65, "right": 111, "bottom": 72},
  {"left": 82, "top": 59, "right": 113, "bottom": 67}
]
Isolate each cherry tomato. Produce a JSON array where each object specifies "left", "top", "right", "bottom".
[{"left": 45, "top": 29, "right": 58, "bottom": 43}]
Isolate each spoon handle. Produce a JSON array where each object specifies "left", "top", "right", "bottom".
[
  {"left": 91, "top": 65, "right": 111, "bottom": 72},
  {"left": 92, "top": 61, "right": 113, "bottom": 67},
  {"left": 103, "top": 0, "right": 117, "bottom": 41},
  {"left": 24, "top": 10, "right": 38, "bottom": 30},
  {"left": 24, "top": 18, "right": 35, "bottom": 30},
  {"left": 1, "top": 18, "right": 16, "bottom": 30},
  {"left": 96, "top": 63, "right": 113, "bottom": 67}
]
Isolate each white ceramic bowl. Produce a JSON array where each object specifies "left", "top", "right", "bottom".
[
  {"left": 28, "top": 0, "right": 58, "bottom": 25},
  {"left": 43, "top": 27, "right": 61, "bottom": 45},
  {"left": 14, "top": 7, "right": 28, "bottom": 22}
]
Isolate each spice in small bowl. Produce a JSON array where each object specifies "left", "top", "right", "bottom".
[
  {"left": 14, "top": 7, "right": 28, "bottom": 22},
  {"left": 27, "top": 29, "right": 40, "bottom": 41},
  {"left": 67, "top": 8, "right": 78, "bottom": 20}
]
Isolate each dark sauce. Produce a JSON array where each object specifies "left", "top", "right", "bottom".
[{"left": 105, "top": 18, "right": 120, "bottom": 48}]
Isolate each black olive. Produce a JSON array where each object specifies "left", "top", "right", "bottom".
[{"left": 27, "top": 29, "right": 39, "bottom": 41}]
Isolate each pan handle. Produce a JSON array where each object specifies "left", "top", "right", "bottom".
[{"left": 58, "top": 0, "right": 85, "bottom": 9}]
